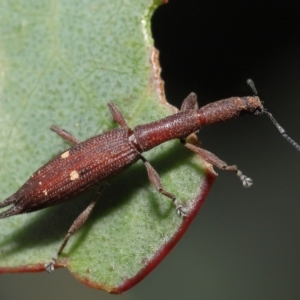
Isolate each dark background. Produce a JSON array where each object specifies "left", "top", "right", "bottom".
[{"left": 1, "top": 1, "right": 300, "bottom": 299}]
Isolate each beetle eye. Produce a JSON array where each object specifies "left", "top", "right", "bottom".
[{"left": 254, "top": 107, "right": 263, "bottom": 116}]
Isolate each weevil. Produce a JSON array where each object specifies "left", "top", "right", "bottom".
[{"left": 1, "top": 84, "right": 299, "bottom": 272}]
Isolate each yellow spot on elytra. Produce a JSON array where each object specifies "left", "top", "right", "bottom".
[
  {"left": 43, "top": 189, "right": 48, "bottom": 196},
  {"left": 61, "top": 151, "right": 70, "bottom": 159},
  {"left": 70, "top": 170, "right": 79, "bottom": 180}
]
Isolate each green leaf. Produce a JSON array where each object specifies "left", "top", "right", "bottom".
[{"left": 0, "top": 0, "right": 215, "bottom": 293}]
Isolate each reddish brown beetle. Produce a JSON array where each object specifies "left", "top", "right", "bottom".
[{"left": 0, "top": 84, "right": 299, "bottom": 272}]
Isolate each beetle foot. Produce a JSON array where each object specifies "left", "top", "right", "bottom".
[
  {"left": 176, "top": 204, "right": 187, "bottom": 218},
  {"left": 237, "top": 170, "right": 253, "bottom": 188},
  {"left": 45, "top": 256, "right": 57, "bottom": 273}
]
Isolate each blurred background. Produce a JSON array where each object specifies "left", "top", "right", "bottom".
[{"left": 1, "top": 0, "right": 300, "bottom": 299}]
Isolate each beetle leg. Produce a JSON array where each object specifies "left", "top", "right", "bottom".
[
  {"left": 45, "top": 186, "right": 104, "bottom": 273},
  {"left": 180, "top": 92, "right": 198, "bottom": 111},
  {"left": 107, "top": 102, "right": 129, "bottom": 129},
  {"left": 50, "top": 125, "right": 80, "bottom": 145},
  {"left": 181, "top": 140, "right": 253, "bottom": 187},
  {"left": 140, "top": 155, "right": 187, "bottom": 218}
]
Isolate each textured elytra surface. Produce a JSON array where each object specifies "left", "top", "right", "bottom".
[
  {"left": 0, "top": 0, "right": 214, "bottom": 292},
  {"left": 4, "top": 128, "right": 140, "bottom": 214}
]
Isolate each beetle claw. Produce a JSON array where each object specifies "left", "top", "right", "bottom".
[
  {"left": 176, "top": 205, "right": 187, "bottom": 218},
  {"left": 242, "top": 176, "right": 253, "bottom": 188},
  {"left": 45, "top": 262, "right": 54, "bottom": 273},
  {"left": 45, "top": 257, "right": 56, "bottom": 273},
  {"left": 236, "top": 170, "right": 253, "bottom": 188}
]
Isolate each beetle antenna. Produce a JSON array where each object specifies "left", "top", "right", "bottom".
[
  {"left": 247, "top": 78, "right": 300, "bottom": 152},
  {"left": 264, "top": 110, "right": 300, "bottom": 152},
  {"left": 247, "top": 78, "right": 258, "bottom": 95}
]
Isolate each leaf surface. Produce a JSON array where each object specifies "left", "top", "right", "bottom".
[{"left": 0, "top": 0, "right": 215, "bottom": 292}]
